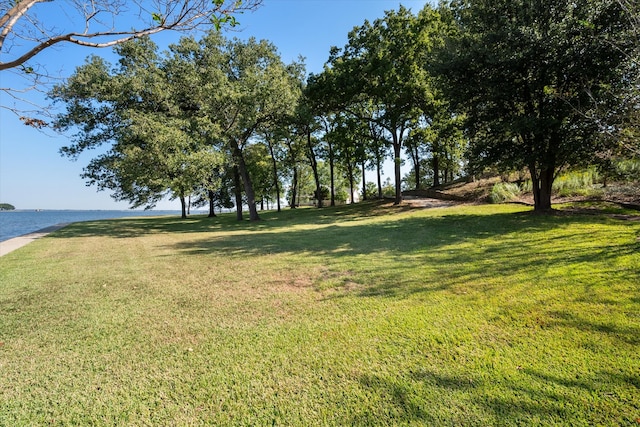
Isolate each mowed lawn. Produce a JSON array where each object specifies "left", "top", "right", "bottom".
[{"left": 0, "top": 202, "right": 638, "bottom": 426}]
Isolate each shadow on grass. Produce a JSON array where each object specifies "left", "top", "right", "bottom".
[
  {"left": 355, "top": 367, "right": 638, "bottom": 425},
  {"left": 546, "top": 311, "right": 640, "bottom": 346},
  {"left": 162, "top": 208, "right": 638, "bottom": 298},
  {"left": 49, "top": 201, "right": 401, "bottom": 239},
  {"left": 49, "top": 203, "right": 639, "bottom": 302},
  {"left": 50, "top": 214, "right": 227, "bottom": 239},
  {"left": 353, "top": 370, "right": 569, "bottom": 425}
]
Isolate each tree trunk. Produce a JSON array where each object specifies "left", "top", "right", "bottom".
[
  {"left": 376, "top": 156, "right": 383, "bottom": 199},
  {"left": 349, "top": 166, "right": 355, "bottom": 204},
  {"left": 307, "top": 132, "right": 322, "bottom": 208},
  {"left": 329, "top": 141, "right": 336, "bottom": 207},
  {"left": 233, "top": 165, "right": 244, "bottom": 221},
  {"left": 207, "top": 190, "right": 216, "bottom": 217},
  {"left": 361, "top": 161, "right": 367, "bottom": 200},
  {"left": 393, "top": 135, "right": 402, "bottom": 205},
  {"left": 180, "top": 195, "right": 187, "bottom": 219},
  {"left": 433, "top": 156, "right": 440, "bottom": 187},
  {"left": 530, "top": 163, "right": 554, "bottom": 212},
  {"left": 230, "top": 138, "right": 260, "bottom": 221},
  {"left": 409, "top": 143, "right": 420, "bottom": 190},
  {"left": 290, "top": 166, "right": 298, "bottom": 209},
  {"left": 266, "top": 139, "right": 281, "bottom": 212}
]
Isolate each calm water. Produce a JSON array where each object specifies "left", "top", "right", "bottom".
[{"left": 0, "top": 210, "right": 185, "bottom": 242}]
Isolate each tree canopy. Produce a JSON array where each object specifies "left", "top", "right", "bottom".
[
  {"left": 47, "top": 1, "right": 639, "bottom": 215},
  {"left": 51, "top": 32, "right": 302, "bottom": 219},
  {"left": 435, "top": 0, "right": 639, "bottom": 211}
]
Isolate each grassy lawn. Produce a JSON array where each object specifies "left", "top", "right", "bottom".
[{"left": 1, "top": 201, "right": 638, "bottom": 426}]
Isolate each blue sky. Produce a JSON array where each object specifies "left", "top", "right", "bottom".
[{"left": 0, "top": 0, "right": 428, "bottom": 210}]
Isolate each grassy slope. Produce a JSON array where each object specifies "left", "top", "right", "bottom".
[{"left": 0, "top": 202, "right": 638, "bottom": 426}]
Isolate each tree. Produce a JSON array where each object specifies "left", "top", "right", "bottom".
[
  {"left": 137, "top": 32, "right": 301, "bottom": 220},
  {"left": 293, "top": 98, "right": 326, "bottom": 208},
  {"left": 329, "top": 114, "right": 364, "bottom": 204},
  {"left": 282, "top": 130, "right": 305, "bottom": 208},
  {"left": 437, "top": 0, "right": 638, "bottom": 211},
  {"left": 212, "top": 37, "right": 302, "bottom": 221},
  {"left": 259, "top": 128, "right": 287, "bottom": 212},
  {"left": 51, "top": 37, "right": 223, "bottom": 217},
  {"left": 405, "top": 124, "right": 430, "bottom": 190},
  {"left": 1, "top": 0, "right": 262, "bottom": 118},
  {"left": 325, "top": 5, "right": 446, "bottom": 204},
  {"left": 306, "top": 72, "right": 339, "bottom": 206},
  {"left": 245, "top": 142, "right": 277, "bottom": 210}
]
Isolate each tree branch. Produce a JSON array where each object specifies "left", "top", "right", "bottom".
[{"left": 0, "top": 0, "right": 262, "bottom": 71}]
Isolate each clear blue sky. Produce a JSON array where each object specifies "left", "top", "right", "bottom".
[{"left": 0, "top": 0, "right": 428, "bottom": 210}]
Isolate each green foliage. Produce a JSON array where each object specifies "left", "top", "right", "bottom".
[
  {"left": 362, "top": 181, "right": 379, "bottom": 199},
  {"left": 313, "top": 185, "right": 330, "bottom": 201},
  {"left": 51, "top": 31, "right": 301, "bottom": 218},
  {"left": 491, "top": 168, "right": 606, "bottom": 202},
  {"left": 618, "top": 159, "right": 640, "bottom": 180},
  {"left": 333, "top": 187, "right": 348, "bottom": 203},
  {"left": 321, "top": 4, "right": 452, "bottom": 204},
  {"left": 0, "top": 203, "right": 15, "bottom": 210},
  {"left": 436, "top": 0, "right": 639, "bottom": 210},
  {"left": 0, "top": 203, "right": 638, "bottom": 425},
  {"left": 552, "top": 168, "right": 602, "bottom": 197},
  {"left": 381, "top": 177, "right": 396, "bottom": 197},
  {"left": 611, "top": 158, "right": 640, "bottom": 182},
  {"left": 489, "top": 182, "right": 522, "bottom": 203}
]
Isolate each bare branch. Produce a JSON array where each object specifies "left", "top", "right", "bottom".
[
  {"left": 0, "top": 0, "right": 262, "bottom": 71},
  {"left": 0, "top": 0, "right": 261, "bottom": 120}
]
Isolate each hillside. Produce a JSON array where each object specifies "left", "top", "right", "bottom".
[{"left": 404, "top": 176, "right": 639, "bottom": 210}]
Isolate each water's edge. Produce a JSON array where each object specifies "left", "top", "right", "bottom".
[{"left": 0, "top": 210, "right": 184, "bottom": 242}]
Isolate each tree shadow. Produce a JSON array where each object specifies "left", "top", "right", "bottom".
[
  {"left": 353, "top": 366, "right": 638, "bottom": 425},
  {"left": 47, "top": 203, "right": 639, "bottom": 302},
  {"left": 546, "top": 310, "right": 640, "bottom": 346},
  {"left": 163, "top": 209, "right": 638, "bottom": 299}
]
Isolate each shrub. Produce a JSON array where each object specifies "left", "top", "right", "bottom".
[
  {"left": 615, "top": 158, "right": 640, "bottom": 182},
  {"left": 553, "top": 168, "right": 601, "bottom": 197},
  {"left": 489, "top": 182, "right": 522, "bottom": 203}
]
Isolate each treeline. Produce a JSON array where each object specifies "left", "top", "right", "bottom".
[{"left": 51, "top": 0, "right": 639, "bottom": 217}]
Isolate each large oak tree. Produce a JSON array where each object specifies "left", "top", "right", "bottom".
[
  {"left": 437, "top": 0, "right": 638, "bottom": 211},
  {"left": 321, "top": 5, "right": 450, "bottom": 204},
  {"left": 51, "top": 37, "right": 222, "bottom": 217}
]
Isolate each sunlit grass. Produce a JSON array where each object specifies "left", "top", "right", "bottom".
[{"left": 1, "top": 202, "right": 638, "bottom": 425}]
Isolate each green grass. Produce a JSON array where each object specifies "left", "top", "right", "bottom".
[{"left": 1, "top": 201, "right": 639, "bottom": 426}]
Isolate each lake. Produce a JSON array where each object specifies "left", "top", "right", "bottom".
[{"left": 0, "top": 210, "right": 186, "bottom": 242}]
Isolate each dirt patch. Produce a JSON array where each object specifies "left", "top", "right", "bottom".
[{"left": 401, "top": 197, "right": 460, "bottom": 209}]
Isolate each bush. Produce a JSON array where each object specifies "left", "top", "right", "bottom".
[
  {"left": 553, "top": 168, "right": 601, "bottom": 197},
  {"left": 614, "top": 158, "right": 640, "bottom": 182},
  {"left": 489, "top": 182, "right": 522, "bottom": 203}
]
